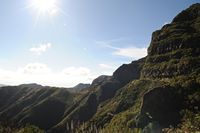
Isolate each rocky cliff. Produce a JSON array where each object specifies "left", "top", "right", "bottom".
[
  {"left": 142, "top": 3, "right": 200, "bottom": 78},
  {"left": 0, "top": 3, "right": 200, "bottom": 133}
]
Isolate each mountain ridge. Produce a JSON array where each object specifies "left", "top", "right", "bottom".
[{"left": 0, "top": 3, "right": 200, "bottom": 133}]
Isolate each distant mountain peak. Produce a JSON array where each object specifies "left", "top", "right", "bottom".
[
  {"left": 70, "top": 83, "right": 91, "bottom": 92},
  {"left": 0, "top": 84, "right": 5, "bottom": 87},
  {"left": 19, "top": 83, "right": 43, "bottom": 88},
  {"left": 91, "top": 75, "right": 111, "bottom": 86}
]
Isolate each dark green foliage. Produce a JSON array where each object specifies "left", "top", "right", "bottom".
[
  {"left": 0, "top": 124, "right": 44, "bottom": 133},
  {"left": 17, "top": 125, "right": 45, "bottom": 133},
  {"left": 20, "top": 97, "right": 66, "bottom": 129},
  {"left": 0, "top": 85, "right": 74, "bottom": 131}
]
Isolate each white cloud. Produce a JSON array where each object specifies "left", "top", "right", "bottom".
[
  {"left": 0, "top": 69, "right": 15, "bottom": 80},
  {"left": 18, "top": 63, "right": 51, "bottom": 75},
  {"left": 113, "top": 47, "right": 147, "bottom": 59},
  {"left": 99, "top": 64, "right": 115, "bottom": 69},
  {"left": 95, "top": 38, "right": 127, "bottom": 46},
  {"left": 97, "top": 39, "right": 147, "bottom": 59},
  {"left": 62, "top": 67, "right": 90, "bottom": 76},
  {"left": 30, "top": 43, "right": 52, "bottom": 55},
  {"left": 0, "top": 64, "right": 96, "bottom": 87}
]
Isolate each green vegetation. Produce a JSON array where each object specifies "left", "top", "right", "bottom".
[
  {"left": 17, "top": 125, "right": 45, "bottom": 133},
  {"left": 0, "top": 125, "right": 44, "bottom": 133},
  {"left": 1, "top": 3, "right": 200, "bottom": 133}
]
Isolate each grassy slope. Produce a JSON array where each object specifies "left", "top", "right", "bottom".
[{"left": 0, "top": 86, "right": 74, "bottom": 130}]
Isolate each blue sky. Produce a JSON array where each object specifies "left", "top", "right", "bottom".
[{"left": 0, "top": 0, "right": 199, "bottom": 87}]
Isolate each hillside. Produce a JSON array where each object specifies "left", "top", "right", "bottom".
[
  {"left": 0, "top": 3, "right": 200, "bottom": 133},
  {"left": 49, "top": 3, "right": 200, "bottom": 133},
  {"left": 0, "top": 85, "right": 74, "bottom": 130},
  {"left": 69, "top": 83, "right": 91, "bottom": 93}
]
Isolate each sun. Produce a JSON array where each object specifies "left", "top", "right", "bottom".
[{"left": 30, "top": 0, "right": 59, "bottom": 16}]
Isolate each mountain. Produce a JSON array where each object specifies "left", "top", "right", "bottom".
[
  {"left": 0, "top": 84, "right": 5, "bottom": 87},
  {"left": 69, "top": 83, "right": 91, "bottom": 93},
  {"left": 85, "top": 3, "right": 200, "bottom": 132},
  {"left": 49, "top": 58, "right": 146, "bottom": 133},
  {"left": 0, "top": 3, "right": 200, "bottom": 133},
  {"left": 19, "top": 83, "right": 43, "bottom": 89},
  {"left": 50, "top": 4, "right": 200, "bottom": 133},
  {"left": 0, "top": 85, "right": 74, "bottom": 130},
  {"left": 91, "top": 75, "right": 111, "bottom": 87}
]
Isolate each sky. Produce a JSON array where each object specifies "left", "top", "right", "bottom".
[{"left": 0, "top": 0, "right": 199, "bottom": 87}]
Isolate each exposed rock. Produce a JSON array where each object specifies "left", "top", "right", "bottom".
[
  {"left": 138, "top": 86, "right": 183, "bottom": 128},
  {"left": 142, "top": 3, "right": 200, "bottom": 78}
]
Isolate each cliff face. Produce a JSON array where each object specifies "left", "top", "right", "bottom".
[
  {"left": 83, "top": 4, "right": 200, "bottom": 133},
  {"left": 142, "top": 3, "right": 200, "bottom": 78},
  {"left": 148, "top": 3, "right": 200, "bottom": 56},
  {"left": 113, "top": 58, "right": 145, "bottom": 84}
]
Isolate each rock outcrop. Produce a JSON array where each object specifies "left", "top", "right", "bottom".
[{"left": 142, "top": 3, "right": 200, "bottom": 78}]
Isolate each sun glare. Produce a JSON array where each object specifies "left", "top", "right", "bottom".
[{"left": 30, "top": 0, "right": 58, "bottom": 16}]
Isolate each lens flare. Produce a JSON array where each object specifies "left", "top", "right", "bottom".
[{"left": 30, "top": 0, "right": 58, "bottom": 16}]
